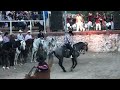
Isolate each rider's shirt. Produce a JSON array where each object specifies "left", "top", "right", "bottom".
[
  {"left": 17, "top": 34, "right": 24, "bottom": 41},
  {"left": 25, "top": 34, "right": 32, "bottom": 41},
  {"left": 0, "top": 35, "right": 3, "bottom": 42},
  {"left": 3, "top": 36, "right": 10, "bottom": 43},
  {"left": 64, "top": 33, "right": 73, "bottom": 45}
]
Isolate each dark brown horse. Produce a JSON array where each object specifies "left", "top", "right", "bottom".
[
  {"left": 24, "top": 43, "right": 50, "bottom": 79},
  {"left": 24, "top": 65, "right": 50, "bottom": 79}
]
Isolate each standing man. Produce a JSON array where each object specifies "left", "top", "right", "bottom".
[
  {"left": 95, "top": 12, "right": 102, "bottom": 30},
  {"left": 16, "top": 30, "right": 24, "bottom": 41},
  {"left": 25, "top": 30, "right": 33, "bottom": 41},
  {"left": 76, "top": 13, "right": 84, "bottom": 31},
  {"left": 87, "top": 12, "right": 94, "bottom": 30},
  {"left": 110, "top": 14, "right": 114, "bottom": 30}
]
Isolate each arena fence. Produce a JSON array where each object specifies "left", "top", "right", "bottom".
[{"left": 0, "top": 20, "right": 46, "bottom": 34}]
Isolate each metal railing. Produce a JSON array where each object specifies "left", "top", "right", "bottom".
[{"left": 0, "top": 20, "right": 45, "bottom": 34}]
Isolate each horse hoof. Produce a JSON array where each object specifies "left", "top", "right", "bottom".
[
  {"left": 63, "top": 70, "right": 67, "bottom": 72},
  {"left": 6, "top": 67, "right": 10, "bottom": 69},
  {"left": 14, "top": 67, "right": 16, "bottom": 69},
  {"left": 2, "top": 66, "right": 5, "bottom": 70}
]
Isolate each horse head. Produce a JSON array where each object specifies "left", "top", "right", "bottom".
[
  {"left": 36, "top": 42, "right": 47, "bottom": 63},
  {"left": 80, "top": 42, "right": 88, "bottom": 54},
  {"left": 20, "top": 40, "right": 26, "bottom": 50},
  {"left": 84, "top": 42, "right": 88, "bottom": 52},
  {"left": 73, "top": 42, "right": 88, "bottom": 55}
]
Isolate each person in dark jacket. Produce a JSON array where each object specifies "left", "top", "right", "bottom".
[{"left": 37, "top": 30, "right": 44, "bottom": 39}]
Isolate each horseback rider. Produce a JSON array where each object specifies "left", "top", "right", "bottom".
[
  {"left": 16, "top": 30, "right": 25, "bottom": 41},
  {"left": 25, "top": 30, "right": 33, "bottom": 41},
  {"left": 64, "top": 30, "right": 74, "bottom": 58},
  {"left": 0, "top": 31, "right": 3, "bottom": 43},
  {"left": 3, "top": 32, "right": 10, "bottom": 44},
  {"left": 37, "top": 30, "right": 45, "bottom": 39}
]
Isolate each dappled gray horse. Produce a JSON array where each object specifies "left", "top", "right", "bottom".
[
  {"left": 51, "top": 42, "right": 88, "bottom": 72},
  {"left": 31, "top": 37, "right": 56, "bottom": 69}
]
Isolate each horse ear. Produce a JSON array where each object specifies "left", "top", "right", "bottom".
[
  {"left": 84, "top": 42, "right": 88, "bottom": 45},
  {"left": 52, "top": 38, "right": 54, "bottom": 41}
]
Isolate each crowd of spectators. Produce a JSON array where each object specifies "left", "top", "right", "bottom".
[
  {"left": 66, "top": 12, "right": 114, "bottom": 31},
  {"left": 0, "top": 11, "right": 44, "bottom": 30},
  {"left": 0, "top": 11, "right": 115, "bottom": 32}
]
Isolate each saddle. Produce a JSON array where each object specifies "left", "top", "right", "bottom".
[{"left": 62, "top": 44, "right": 72, "bottom": 58}]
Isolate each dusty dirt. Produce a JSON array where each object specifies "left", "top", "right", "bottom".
[{"left": 0, "top": 52, "right": 120, "bottom": 79}]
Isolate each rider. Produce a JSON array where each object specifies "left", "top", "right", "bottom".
[
  {"left": 25, "top": 30, "right": 33, "bottom": 41},
  {"left": 37, "top": 30, "right": 45, "bottom": 39},
  {"left": 16, "top": 30, "right": 24, "bottom": 41},
  {"left": 0, "top": 31, "right": 3, "bottom": 43},
  {"left": 3, "top": 32, "right": 10, "bottom": 44},
  {"left": 64, "top": 30, "right": 74, "bottom": 58}
]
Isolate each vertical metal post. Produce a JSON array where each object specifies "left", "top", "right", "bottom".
[
  {"left": 30, "top": 20, "right": 32, "bottom": 34},
  {"left": 43, "top": 11, "right": 46, "bottom": 34},
  {"left": 10, "top": 21, "right": 12, "bottom": 35},
  {"left": 48, "top": 11, "right": 50, "bottom": 32},
  {"left": 64, "top": 11, "right": 67, "bottom": 33}
]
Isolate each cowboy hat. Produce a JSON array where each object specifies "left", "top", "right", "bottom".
[
  {"left": 18, "top": 30, "right": 23, "bottom": 32},
  {"left": 27, "top": 30, "right": 31, "bottom": 33},
  {"left": 0, "top": 31, "right": 3, "bottom": 33},
  {"left": 68, "top": 30, "right": 74, "bottom": 35}
]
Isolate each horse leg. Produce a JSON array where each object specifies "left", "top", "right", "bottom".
[
  {"left": 2, "top": 55, "right": 6, "bottom": 70},
  {"left": 19, "top": 53, "right": 22, "bottom": 65},
  {"left": 31, "top": 49, "right": 35, "bottom": 62},
  {"left": 48, "top": 54, "right": 54, "bottom": 70},
  {"left": 58, "top": 59, "right": 66, "bottom": 72},
  {"left": 6, "top": 56, "right": 10, "bottom": 69},
  {"left": 14, "top": 53, "right": 19, "bottom": 65},
  {"left": 33, "top": 52, "right": 37, "bottom": 62},
  {"left": 70, "top": 58, "right": 75, "bottom": 71},
  {"left": 73, "top": 58, "right": 77, "bottom": 69}
]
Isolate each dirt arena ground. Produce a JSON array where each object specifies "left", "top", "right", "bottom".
[{"left": 0, "top": 52, "right": 120, "bottom": 79}]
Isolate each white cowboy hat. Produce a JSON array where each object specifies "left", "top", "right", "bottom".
[
  {"left": 19, "top": 30, "right": 23, "bottom": 32},
  {"left": 0, "top": 31, "right": 3, "bottom": 33},
  {"left": 27, "top": 30, "right": 31, "bottom": 33}
]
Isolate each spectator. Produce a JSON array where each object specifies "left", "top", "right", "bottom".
[
  {"left": 76, "top": 13, "right": 84, "bottom": 31},
  {"left": 95, "top": 12, "right": 102, "bottom": 30},
  {"left": 102, "top": 13, "right": 107, "bottom": 30},
  {"left": 87, "top": 12, "right": 94, "bottom": 30},
  {"left": 110, "top": 14, "right": 114, "bottom": 30}
]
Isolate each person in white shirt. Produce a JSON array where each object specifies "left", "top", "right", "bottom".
[
  {"left": 64, "top": 30, "right": 74, "bottom": 58},
  {"left": 25, "top": 30, "right": 33, "bottom": 41},
  {"left": 0, "top": 31, "right": 3, "bottom": 42},
  {"left": 17, "top": 30, "right": 24, "bottom": 41},
  {"left": 76, "top": 14, "right": 84, "bottom": 31}
]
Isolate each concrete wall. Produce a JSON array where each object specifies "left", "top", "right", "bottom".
[{"left": 47, "top": 33, "right": 120, "bottom": 52}]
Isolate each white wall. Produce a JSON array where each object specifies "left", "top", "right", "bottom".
[{"left": 47, "top": 34, "right": 120, "bottom": 52}]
